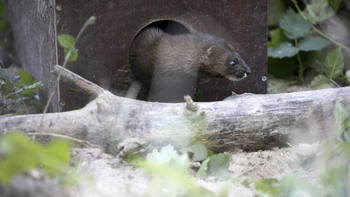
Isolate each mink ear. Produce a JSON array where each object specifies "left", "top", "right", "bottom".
[
  {"left": 205, "top": 46, "right": 214, "bottom": 57},
  {"left": 200, "top": 46, "right": 214, "bottom": 65}
]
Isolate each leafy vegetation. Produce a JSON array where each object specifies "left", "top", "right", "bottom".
[
  {"left": 0, "top": 132, "right": 71, "bottom": 185},
  {"left": 252, "top": 101, "right": 350, "bottom": 196},
  {"left": 125, "top": 144, "right": 232, "bottom": 196},
  {"left": 268, "top": 0, "right": 348, "bottom": 89},
  {"left": 0, "top": 68, "right": 43, "bottom": 113}
]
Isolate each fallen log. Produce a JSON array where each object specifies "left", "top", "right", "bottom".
[{"left": 0, "top": 65, "right": 348, "bottom": 154}]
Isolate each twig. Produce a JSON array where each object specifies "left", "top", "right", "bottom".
[
  {"left": 27, "top": 133, "right": 100, "bottom": 148},
  {"left": 39, "top": 16, "right": 96, "bottom": 129},
  {"left": 292, "top": 0, "right": 350, "bottom": 53}
]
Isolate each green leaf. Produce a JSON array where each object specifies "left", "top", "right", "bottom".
[
  {"left": 18, "top": 81, "right": 43, "bottom": 99},
  {"left": 196, "top": 157, "right": 210, "bottom": 178},
  {"left": 268, "top": 42, "right": 298, "bottom": 58},
  {"left": 0, "top": 67, "right": 20, "bottom": 84},
  {"left": 64, "top": 48, "right": 78, "bottom": 61},
  {"left": 268, "top": 57, "right": 298, "bottom": 78},
  {"left": 338, "top": 141, "right": 350, "bottom": 156},
  {"left": 16, "top": 69, "right": 36, "bottom": 87},
  {"left": 206, "top": 153, "right": 231, "bottom": 180},
  {"left": 268, "top": 0, "right": 286, "bottom": 26},
  {"left": 193, "top": 88, "right": 203, "bottom": 102},
  {"left": 279, "top": 8, "right": 313, "bottom": 39},
  {"left": 1, "top": 79, "right": 15, "bottom": 97},
  {"left": 57, "top": 34, "right": 75, "bottom": 49},
  {"left": 270, "top": 28, "right": 286, "bottom": 46},
  {"left": 0, "top": 133, "right": 72, "bottom": 185},
  {"left": 333, "top": 101, "right": 350, "bottom": 138},
  {"left": 254, "top": 178, "right": 280, "bottom": 197},
  {"left": 141, "top": 154, "right": 195, "bottom": 191},
  {"left": 0, "top": 1, "right": 5, "bottom": 17},
  {"left": 310, "top": 74, "right": 334, "bottom": 90},
  {"left": 181, "top": 144, "right": 208, "bottom": 162},
  {"left": 328, "top": 0, "right": 342, "bottom": 12},
  {"left": 0, "top": 133, "right": 41, "bottom": 185},
  {"left": 0, "top": 20, "right": 10, "bottom": 33},
  {"left": 299, "top": 51, "right": 318, "bottom": 71},
  {"left": 298, "top": 37, "right": 331, "bottom": 52},
  {"left": 303, "top": 0, "right": 336, "bottom": 24},
  {"left": 41, "top": 140, "right": 71, "bottom": 176},
  {"left": 325, "top": 49, "right": 344, "bottom": 79},
  {"left": 15, "top": 69, "right": 43, "bottom": 99},
  {"left": 146, "top": 144, "right": 179, "bottom": 165}
]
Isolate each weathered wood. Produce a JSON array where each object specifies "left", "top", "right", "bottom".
[
  {"left": 0, "top": 66, "right": 347, "bottom": 154},
  {"left": 3, "top": 0, "right": 58, "bottom": 112}
]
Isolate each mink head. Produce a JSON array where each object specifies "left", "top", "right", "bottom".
[{"left": 198, "top": 35, "right": 251, "bottom": 81}]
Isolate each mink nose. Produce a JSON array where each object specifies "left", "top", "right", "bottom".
[{"left": 245, "top": 65, "right": 251, "bottom": 75}]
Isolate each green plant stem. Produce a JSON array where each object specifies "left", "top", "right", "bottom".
[
  {"left": 330, "top": 79, "right": 341, "bottom": 88},
  {"left": 27, "top": 132, "right": 100, "bottom": 148},
  {"left": 292, "top": 0, "right": 306, "bottom": 20},
  {"left": 312, "top": 26, "right": 350, "bottom": 53},
  {"left": 18, "top": 94, "right": 29, "bottom": 114},
  {"left": 295, "top": 39, "right": 304, "bottom": 82},
  {"left": 38, "top": 16, "right": 96, "bottom": 129},
  {"left": 292, "top": 0, "right": 350, "bottom": 53},
  {"left": 345, "top": 0, "right": 350, "bottom": 10},
  {"left": 52, "top": 0, "right": 60, "bottom": 112}
]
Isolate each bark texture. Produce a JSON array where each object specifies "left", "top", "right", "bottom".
[{"left": 1, "top": 66, "right": 348, "bottom": 154}]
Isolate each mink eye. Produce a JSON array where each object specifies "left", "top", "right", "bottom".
[{"left": 229, "top": 61, "right": 236, "bottom": 67}]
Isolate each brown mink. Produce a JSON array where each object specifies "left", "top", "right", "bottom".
[{"left": 129, "top": 28, "right": 251, "bottom": 102}]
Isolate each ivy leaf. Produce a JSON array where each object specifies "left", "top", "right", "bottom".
[
  {"left": 333, "top": 101, "right": 350, "bottom": 138},
  {"left": 206, "top": 153, "right": 231, "bottom": 180},
  {"left": 57, "top": 34, "right": 75, "bottom": 49},
  {"left": 268, "top": 42, "right": 298, "bottom": 58},
  {"left": 181, "top": 144, "right": 208, "bottom": 162},
  {"left": 325, "top": 49, "right": 344, "bottom": 79},
  {"left": 279, "top": 8, "right": 313, "bottom": 39},
  {"left": 310, "top": 74, "right": 334, "bottom": 90},
  {"left": 298, "top": 37, "right": 331, "bottom": 52}
]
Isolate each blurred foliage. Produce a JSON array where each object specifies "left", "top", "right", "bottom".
[
  {"left": 0, "top": 132, "right": 71, "bottom": 185},
  {"left": 267, "top": 0, "right": 349, "bottom": 90},
  {"left": 128, "top": 144, "right": 232, "bottom": 196},
  {"left": 251, "top": 101, "right": 350, "bottom": 196},
  {"left": 0, "top": 68, "right": 43, "bottom": 113}
]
